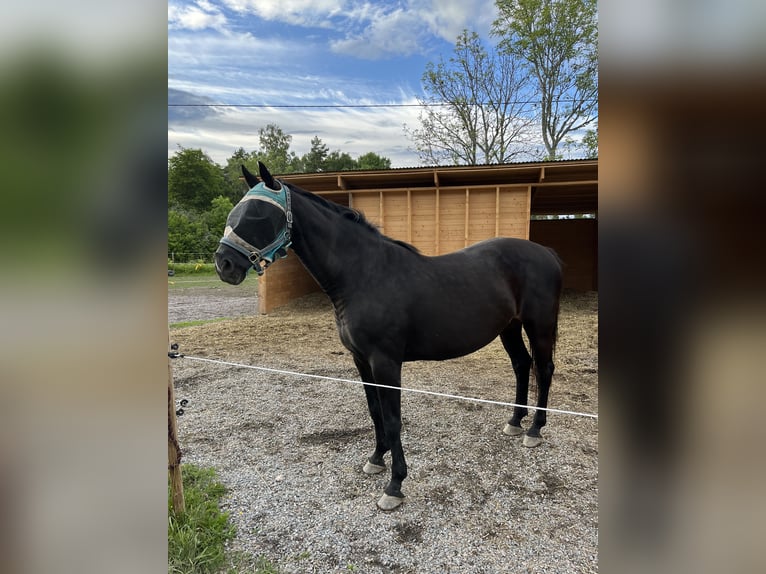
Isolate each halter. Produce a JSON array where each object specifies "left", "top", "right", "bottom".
[{"left": 219, "top": 180, "right": 293, "bottom": 276}]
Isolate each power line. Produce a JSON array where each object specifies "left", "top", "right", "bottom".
[{"left": 168, "top": 98, "right": 597, "bottom": 110}]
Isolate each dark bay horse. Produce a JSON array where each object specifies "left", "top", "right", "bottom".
[{"left": 215, "top": 162, "right": 563, "bottom": 510}]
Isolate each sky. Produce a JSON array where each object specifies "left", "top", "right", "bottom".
[{"left": 168, "top": 0, "right": 499, "bottom": 168}]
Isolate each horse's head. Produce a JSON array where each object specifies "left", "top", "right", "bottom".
[{"left": 214, "top": 162, "right": 293, "bottom": 284}]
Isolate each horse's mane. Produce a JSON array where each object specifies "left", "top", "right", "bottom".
[{"left": 293, "top": 185, "right": 420, "bottom": 254}]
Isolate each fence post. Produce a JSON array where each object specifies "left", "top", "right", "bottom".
[{"left": 168, "top": 335, "right": 185, "bottom": 514}]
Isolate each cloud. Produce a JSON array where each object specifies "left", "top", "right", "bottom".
[
  {"left": 329, "top": 0, "right": 498, "bottom": 59},
  {"left": 183, "top": 1, "right": 499, "bottom": 59},
  {"left": 221, "top": 0, "right": 344, "bottom": 27},
  {"left": 169, "top": 25, "right": 418, "bottom": 106},
  {"left": 167, "top": 88, "right": 222, "bottom": 122},
  {"left": 330, "top": 7, "right": 426, "bottom": 59},
  {"left": 168, "top": 1, "right": 228, "bottom": 32},
  {"left": 168, "top": 103, "right": 424, "bottom": 168},
  {"left": 416, "top": 0, "right": 497, "bottom": 43},
  {"left": 168, "top": 29, "right": 327, "bottom": 105}
]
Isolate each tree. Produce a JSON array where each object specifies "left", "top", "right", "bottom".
[
  {"left": 356, "top": 152, "right": 391, "bottom": 170},
  {"left": 168, "top": 147, "right": 226, "bottom": 211},
  {"left": 406, "top": 30, "right": 537, "bottom": 166},
  {"left": 168, "top": 208, "right": 208, "bottom": 259},
  {"left": 300, "top": 137, "right": 392, "bottom": 172},
  {"left": 492, "top": 0, "right": 598, "bottom": 159},
  {"left": 205, "top": 195, "right": 234, "bottom": 237},
  {"left": 168, "top": 195, "right": 234, "bottom": 261},
  {"left": 222, "top": 147, "right": 256, "bottom": 200},
  {"left": 302, "top": 136, "right": 330, "bottom": 172},
  {"left": 582, "top": 127, "right": 598, "bottom": 158},
  {"left": 256, "top": 123, "right": 298, "bottom": 174},
  {"left": 324, "top": 150, "right": 357, "bottom": 172}
]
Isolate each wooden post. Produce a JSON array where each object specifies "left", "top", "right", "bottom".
[
  {"left": 258, "top": 271, "right": 269, "bottom": 315},
  {"left": 464, "top": 188, "right": 470, "bottom": 247},
  {"left": 379, "top": 191, "right": 385, "bottom": 234},
  {"left": 168, "top": 337, "right": 185, "bottom": 515},
  {"left": 495, "top": 186, "right": 501, "bottom": 237},
  {"left": 406, "top": 189, "right": 412, "bottom": 244},
  {"left": 434, "top": 188, "right": 440, "bottom": 255},
  {"left": 525, "top": 185, "right": 532, "bottom": 240}
]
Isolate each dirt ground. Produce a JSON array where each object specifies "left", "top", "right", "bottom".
[{"left": 169, "top": 286, "right": 598, "bottom": 572}]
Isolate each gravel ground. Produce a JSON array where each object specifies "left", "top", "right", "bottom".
[
  {"left": 168, "top": 279, "right": 259, "bottom": 324},
  {"left": 169, "top": 287, "right": 598, "bottom": 573}
]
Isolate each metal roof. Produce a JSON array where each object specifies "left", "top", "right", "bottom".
[{"left": 278, "top": 159, "right": 597, "bottom": 216}]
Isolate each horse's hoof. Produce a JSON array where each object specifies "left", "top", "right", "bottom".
[
  {"left": 363, "top": 461, "right": 386, "bottom": 475},
  {"left": 503, "top": 423, "right": 524, "bottom": 436},
  {"left": 523, "top": 434, "right": 543, "bottom": 448},
  {"left": 377, "top": 493, "right": 404, "bottom": 511}
]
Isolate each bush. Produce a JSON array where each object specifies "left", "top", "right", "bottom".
[{"left": 168, "top": 261, "right": 216, "bottom": 275}]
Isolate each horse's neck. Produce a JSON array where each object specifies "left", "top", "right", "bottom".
[{"left": 288, "top": 191, "right": 373, "bottom": 303}]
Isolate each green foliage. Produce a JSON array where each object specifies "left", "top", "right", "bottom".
[
  {"left": 168, "top": 209, "right": 210, "bottom": 259},
  {"left": 168, "top": 261, "right": 216, "bottom": 275},
  {"left": 492, "top": 0, "right": 598, "bottom": 159},
  {"left": 222, "top": 147, "right": 255, "bottom": 202},
  {"left": 582, "top": 127, "right": 598, "bottom": 158},
  {"left": 168, "top": 195, "right": 232, "bottom": 262},
  {"left": 167, "top": 126, "right": 393, "bottom": 263},
  {"left": 168, "top": 147, "right": 226, "bottom": 211},
  {"left": 356, "top": 151, "right": 391, "bottom": 170},
  {"left": 256, "top": 123, "right": 299, "bottom": 174},
  {"left": 168, "top": 465, "right": 235, "bottom": 574},
  {"left": 324, "top": 150, "right": 357, "bottom": 171},
  {"left": 302, "top": 135, "right": 330, "bottom": 172},
  {"left": 206, "top": 195, "right": 234, "bottom": 237},
  {"left": 167, "top": 464, "right": 280, "bottom": 573}
]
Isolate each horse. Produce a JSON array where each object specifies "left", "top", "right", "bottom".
[{"left": 214, "top": 162, "right": 563, "bottom": 510}]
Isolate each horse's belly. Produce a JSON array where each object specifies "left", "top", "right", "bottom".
[
  {"left": 403, "top": 321, "right": 507, "bottom": 361},
  {"left": 402, "top": 292, "right": 515, "bottom": 361}
]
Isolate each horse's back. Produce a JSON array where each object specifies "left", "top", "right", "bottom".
[
  {"left": 439, "top": 236, "right": 562, "bottom": 290},
  {"left": 495, "top": 236, "right": 562, "bottom": 288}
]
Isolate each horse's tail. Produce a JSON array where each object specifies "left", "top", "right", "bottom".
[{"left": 547, "top": 247, "right": 565, "bottom": 360}]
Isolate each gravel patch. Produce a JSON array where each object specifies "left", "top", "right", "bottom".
[
  {"left": 168, "top": 280, "right": 259, "bottom": 324},
  {"left": 169, "top": 290, "right": 598, "bottom": 573}
]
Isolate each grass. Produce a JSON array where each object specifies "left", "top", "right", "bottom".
[
  {"left": 168, "top": 271, "right": 258, "bottom": 291},
  {"left": 170, "top": 318, "right": 228, "bottom": 329},
  {"left": 169, "top": 262, "right": 217, "bottom": 275},
  {"left": 169, "top": 464, "right": 278, "bottom": 574}
]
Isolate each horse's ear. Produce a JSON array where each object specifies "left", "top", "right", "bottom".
[
  {"left": 258, "top": 161, "right": 278, "bottom": 190},
  {"left": 241, "top": 165, "right": 259, "bottom": 189}
]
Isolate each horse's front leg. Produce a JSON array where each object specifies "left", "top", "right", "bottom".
[
  {"left": 370, "top": 356, "right": 406, "bottom": 511},
  {"left": 354, "top": 357, "right": 388, "bottom": 474}
]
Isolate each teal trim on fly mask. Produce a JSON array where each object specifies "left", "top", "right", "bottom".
[{"left": 219, "top": 181, "right": 293, "bottom": 275}]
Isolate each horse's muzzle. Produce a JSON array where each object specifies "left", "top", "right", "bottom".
[{"left": 214, "top": 250, "right": 247, "bottom": 285}]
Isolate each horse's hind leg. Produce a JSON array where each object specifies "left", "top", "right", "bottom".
[
  {"left": 500, "top": 320, "right": 532, "bottom": 437},
  {"left": 354, "top": 356, "right": 387, "bottom": 475},
  {"left": 522, "top": 320, "right": 557, "bottom": 448}
]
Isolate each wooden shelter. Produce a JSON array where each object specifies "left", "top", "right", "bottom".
[{"left": 258, "top": 159, "right": 597, "bottom": 313}]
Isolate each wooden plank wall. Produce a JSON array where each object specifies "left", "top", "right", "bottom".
[
  {"left": 529, "top": 218, "right": 598, "bottom": 291},
  {"left": 352, "top": 185, "right": 531, "bottom": 255},
  {"left": 258, "top": 185, "right": 534, "bottom": 313},
  {"left": 258, "top": 254, "right": 320, "bottom": 314}
]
